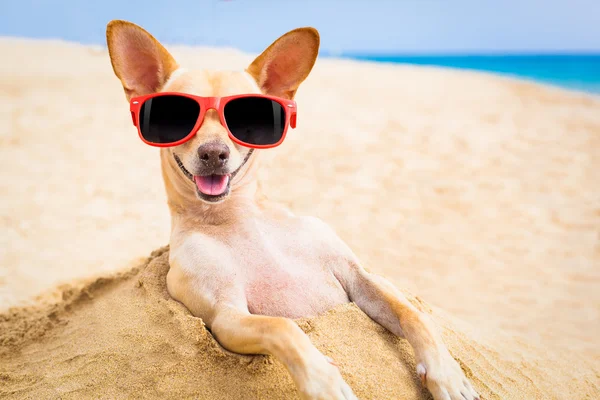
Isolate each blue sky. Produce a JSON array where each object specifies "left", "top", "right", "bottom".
[{"left": 1, "top": 0, "right": 599, "bottom": 54}]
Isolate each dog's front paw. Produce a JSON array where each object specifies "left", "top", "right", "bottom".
[
  {"left": 296, "top": 353, "right": 357, "bottom": 400},
  {"left": 416, "top": 350, "right": 479, "bottom": 400}
]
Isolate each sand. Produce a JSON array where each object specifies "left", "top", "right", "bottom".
[
  {"left": 2, "top": 248, "right": 599, "bottom": 399},
  {"left": 0, "top": 37, "right": 599, "bottom": 398}
]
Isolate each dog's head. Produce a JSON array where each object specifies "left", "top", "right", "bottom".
[{"left": 106, "top": 21, "right": 319, "bottom": 204}]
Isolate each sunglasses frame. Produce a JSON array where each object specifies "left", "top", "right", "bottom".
[{"left": 129, "top": 92, "right": 297, "bottom": 149}]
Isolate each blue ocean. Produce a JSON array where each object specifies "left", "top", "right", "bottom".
[{"left": 342, "top": 54, "right": 600, "bottom": 95}]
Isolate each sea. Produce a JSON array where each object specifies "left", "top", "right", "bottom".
[{"left": 340, "top": 54, "right": 600, "bottom": 95}]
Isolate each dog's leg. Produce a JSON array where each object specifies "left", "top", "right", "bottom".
[
  {"left": 335, "top": 262, "right": 480, "bottom": 400},
  {"left": 210, "top": 306, "right": 357, "bottom": 400}
]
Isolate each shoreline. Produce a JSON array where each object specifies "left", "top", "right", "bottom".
[{"left": 1, "top": 35, "right": 598, "bottom": 97}]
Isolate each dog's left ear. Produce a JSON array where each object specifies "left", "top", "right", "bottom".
[{"left": 247, "top": 27, "right": 320, "bottom": 99}]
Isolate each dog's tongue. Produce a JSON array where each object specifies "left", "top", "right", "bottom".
[{"left": 194, "top": 174, "right": 230, "bottom": 196}]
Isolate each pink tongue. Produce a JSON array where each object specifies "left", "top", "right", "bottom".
[{"left": 194, "top": 174, "right": 230, "bottom": 196}]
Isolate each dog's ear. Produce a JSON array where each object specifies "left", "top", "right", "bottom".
[
  {"left": 246, "top": 27, "right": 320, "bottom": 99},
  {"left": 106, "top": 20, "right": 178, "bottom": 100}
]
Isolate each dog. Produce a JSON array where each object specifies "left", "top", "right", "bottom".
[{"left": 106, "top": 20, "right": 480, "bottom": 400}]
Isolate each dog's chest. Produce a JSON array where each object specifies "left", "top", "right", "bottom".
[{"left": 233, "top": 219, "right": 350, "bottom": 319}]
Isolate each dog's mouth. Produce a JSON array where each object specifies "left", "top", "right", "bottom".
[
  {"left": 194, "top": 174, "right": 230, "bottom": 197},
  {"left": 173, "top": 150, "right": 253, "bottom": 203}
]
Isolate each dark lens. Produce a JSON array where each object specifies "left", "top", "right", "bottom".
[
  {"left": 139, "top": 95, "right": 200, "bottom": 144},
  {"left": 224, "top": 97, "right": 285, "bottom": 146}
]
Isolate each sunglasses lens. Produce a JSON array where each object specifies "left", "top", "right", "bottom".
[
  {"left": 139, "top": 95, "right": 200, "bottom": 144},
  {"left": 224, "top": 97, "right": 285, "bottom": 146}
]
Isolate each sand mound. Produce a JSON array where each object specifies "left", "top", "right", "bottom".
[{"left": 1, "top": 248, "right": 597, "bottom": 399}]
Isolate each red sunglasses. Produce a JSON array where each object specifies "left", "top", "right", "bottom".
[{"left": 129, "top": 92, "right": 297, "bottom": 149}]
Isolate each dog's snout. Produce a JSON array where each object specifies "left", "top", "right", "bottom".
[{"left": 198, "top": 142, "right": 230, "bottom": 168}]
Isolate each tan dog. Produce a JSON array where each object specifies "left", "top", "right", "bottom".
[{"left": 106, "top": 20, "right": 479, "bottom": 400}]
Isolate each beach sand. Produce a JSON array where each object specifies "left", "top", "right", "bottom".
[
  {"left": 1, "top": 38, "right": 599, "bottom": 398},
  {"left": 2, "top": 248, "right": 599, "bottom": 399}
]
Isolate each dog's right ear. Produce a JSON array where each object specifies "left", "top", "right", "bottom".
[{"left": 106, "top": 20, "right": 178, "bottom": 100}]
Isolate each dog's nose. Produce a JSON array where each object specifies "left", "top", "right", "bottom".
[{"left": 197, "top": 142, "right": 230, "bottom": 168}]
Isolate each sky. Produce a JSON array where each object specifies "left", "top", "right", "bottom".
[{"left": 0, "top": 0, "right": 599, "bottom": 54}]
